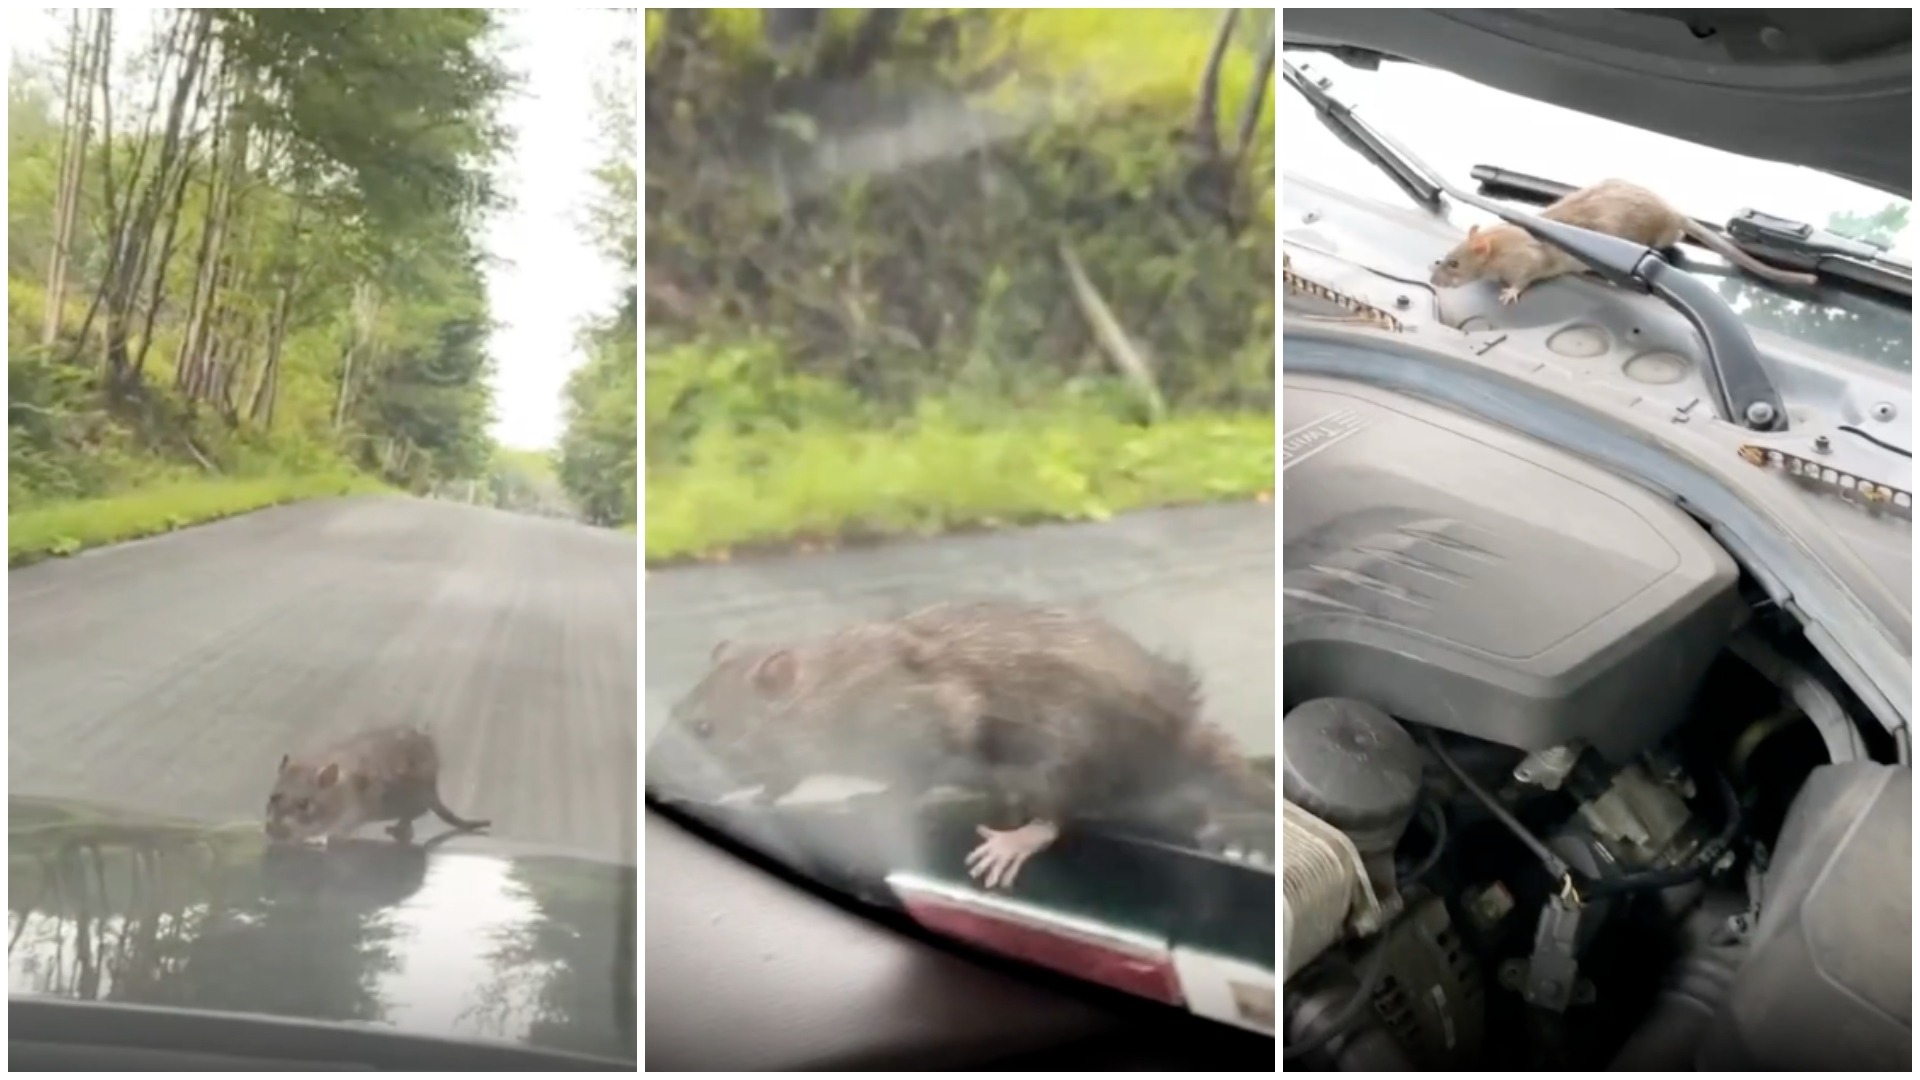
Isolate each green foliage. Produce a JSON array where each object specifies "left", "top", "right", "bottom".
[
  {"left": 644, "top": 9, "right": 1275, "bottom": 559},
  {"left": 1827, "top": 203, "right": 1909, "bottom": 248},
  {"left": 9, "top": 8, "right": 516, "bottom": 521},
  {"left": 645, "top": 337, "right": 867, "bottom": 462},
  {"left": 559, "top": 311, "right": 639, "bottom": 527},
  {"left": 557, "top": 19, "right": 639, "bottom": 528},
  {"left": 646, "top": 9, "right": 1274, "bottom": 410},
  {"left": 213, "top": 8, "right": 513, "bottom": 235},
  {"left": 646, "top": 402, "right": 1273, "bottom": 562},
  {"left": 484, "top": 444, "right": 573, "bottom": 516},
  {"left": 10, "top": 473, "right": 385, "bottom": 566}
]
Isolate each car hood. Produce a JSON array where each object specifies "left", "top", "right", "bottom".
[
  {"left": 1283, "top": 9, "right": 1911, "bottom": 197},
  {"left": 7, "top": 795, "right": 635, "bottom": 1066}
]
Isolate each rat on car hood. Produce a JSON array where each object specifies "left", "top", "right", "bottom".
[{"left": 7, "top": 795, "right": 636, "bottom": 1067}]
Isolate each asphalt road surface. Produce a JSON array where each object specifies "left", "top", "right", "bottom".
[
  {"left": 645, "top": 501, "right": 1276, "bottom": 764},
  {"left": 9, "top": 496, "right": 638, "bottom": 864}
]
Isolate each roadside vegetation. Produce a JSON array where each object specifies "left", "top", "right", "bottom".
[
  {"left": 7, "top": 10, "right": 524, "bottom": 563},
  {"left": 645, "top": 9, "right": 1276, "bottom": 564},
  {"left": 556, "top": 17, "right": 640, "bottom": 529},
  {"left": 9, "top": 472, "right": 381, "bottom": 566}
]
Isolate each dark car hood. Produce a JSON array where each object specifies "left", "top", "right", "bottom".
[
  {"left": 7, "top": 795, "right": 635, "bottom": 1066},
  {"left": 1283, "top": 9, "right": 1911, "bottom": 197}
]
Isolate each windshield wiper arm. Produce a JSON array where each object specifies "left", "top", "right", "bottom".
[
  {"left": 1283, "top": 59, "right": 1441, "bottom": 213},
  {"left": 1282, "top": 60, "right": 1789, "bottom": 432}
]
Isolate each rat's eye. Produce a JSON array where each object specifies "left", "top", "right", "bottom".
[{"left": 693, "top": 719, "right": 713, "bottom": 737}]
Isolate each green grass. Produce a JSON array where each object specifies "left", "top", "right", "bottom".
[
  {"left": 646, "top": 409, "right": 1274, "bottom": 563},
  {"left": 9, "top": 473, "right": 388, "bottom": 567}
]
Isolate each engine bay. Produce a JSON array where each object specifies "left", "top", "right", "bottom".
[{"left": 1282, "top": 378, "right": 1912, "bottom": 1070}]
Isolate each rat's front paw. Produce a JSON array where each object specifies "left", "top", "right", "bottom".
[
  {"left": 965, "top": 820, "right": 1060, "bottom": 890},
  {"left": 1498, "top": 285, "right": 1522, "bottom": 305}
]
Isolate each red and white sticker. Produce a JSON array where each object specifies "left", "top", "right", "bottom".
[
  {"left": 888, "top": 871, "right": 1276, "bottom": 1036},
  {"left": 1172, "top": 946, "right": 1276, "bottom": 1036}
]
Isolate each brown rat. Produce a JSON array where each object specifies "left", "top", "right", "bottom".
[
  {"left": 265, "top": 725, "right": 490, "bottom": 845},
  {"left": 668, "top": 599, "right": 1274, "bottom": 889},
  {"left": 1430, "top": 178, "right": 1817, "bottom": 304}
]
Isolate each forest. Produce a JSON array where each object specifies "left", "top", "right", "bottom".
[
  {"left": 644, "top": 9, "right": 1278, "bottom": 562},
  {"left": 556, "top": 14, "right": 640, "bottom": 529},
  {"left": 7, "top": 8, "right": 638, "bottom": 559}
]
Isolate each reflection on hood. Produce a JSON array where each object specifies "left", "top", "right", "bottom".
[{"left": 7, "top": 797, "right": 635, "bottom": 1066}]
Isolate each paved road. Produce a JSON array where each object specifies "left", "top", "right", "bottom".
[
  {"left": 645, "top": 502, "right": 1276, "bottom": 761},
  {"left": 9, "top": 496, "right": 638, "bottom": 863}
]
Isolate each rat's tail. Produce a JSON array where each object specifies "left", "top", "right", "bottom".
[
  {"left": 1181, "top": 721, "right": 1276, "bottom": 812},
  {"left": 430, "top": 791, "right": 490, "bottom": 832}
]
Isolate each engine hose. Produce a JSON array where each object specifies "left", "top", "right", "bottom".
[
  {"left": 1419, "top": 729, "right": 1572, "bottom": 881},
  {"left": 1283, "top": 937, "right": 1391, "bottom": 1062},
  {"left": 1397, "top": 800, "right": 1447, "bottom": 884}
]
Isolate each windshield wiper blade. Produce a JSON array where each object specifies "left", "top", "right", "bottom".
[
  {"left": 1282, "top": 61, "right": 1790, "bottom": 432},
  {"left": 1282, "top": 58, "right": 1441, "bottom": 212},
  {"left": 1729, "top": 210, "right": 1913, "bottom": 300}
]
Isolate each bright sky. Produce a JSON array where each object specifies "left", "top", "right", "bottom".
[
  {"left": 6, "top": 9, "right": 629, "bottom": 452},
  {"left": 484, "top": 8, "right": 628, "bottom": 451},
  {"left": 1282, "top": 51, "right": 1913, "bottom": 258}
]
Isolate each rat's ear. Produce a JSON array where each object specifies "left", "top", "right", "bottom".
[
  {"left": 751, "top": 649, "right": 799, "bottom": 696},
  {"left": 278, "top": 754, "right": 290, "bottom": 774},
  {"left": 1469, "top": 228, "right": 1493, "bottom": 257},
  {"left": 1467, "top": 224, "right": 1480, "bottom": 237},
  {"left": 711, "top": 639, "right": 735, "bottom": 665},
  {"left": 316, "top": 762, "right": 340, "bottom": 788}
]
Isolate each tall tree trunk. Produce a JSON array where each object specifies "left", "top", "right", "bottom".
[
  {"left": 249, "top": 200, "right": 306, "bottom": 430},
  {"left": 1190, "top": 10, "right": 1239, "bottom": 157},
  {"left": 334, "top": 280, "right": 378, "bottom": 431},
  {"left": 206, "top": 202, "right": 261, "bottom": 413},
  {"left": 44, "top": 10, "right": 95, "bottom": 347},
  {"left": 1230, "top": 28, "right": 1276, "bottom": 172},
  {"left": 178, "top": 64, "right": 248, "bottom": 397},
  {"left": 175, "top": 93, "right": 227, "bottom": 393},
  {"left": 249, "top": 281, "right": 292, "bottom": 429},
  {"left": 68, "top": 10, "right": 116, "bottom": 363},
  {"left": 135, "top": 79, "right": 211, "bottom": 377},
  {"left": 102, "top": 9, "right": 212, "bottom": 386}
]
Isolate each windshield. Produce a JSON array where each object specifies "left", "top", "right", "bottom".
[
  {"left": 1282, "top": 50, "right": 1913, "bottom": 375},
  {"left": 644, "top": 8, "right": 1276, "bottom": 1029},
  {"left": 8, "top": 7, "right": 638, "bottom": 1067}
]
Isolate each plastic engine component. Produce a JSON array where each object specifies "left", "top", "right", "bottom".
[
  {"left": 1699, "top": 763, "right": 1911, "bottom": 1071},
  {"left": 1283, "top": 376, "right": 1743, "bottom": 761},
  {"left": 1282, "top": 800, "right": 1369, "bottom": 982},
  {"left": 1282, "top": 698, "right": 1423, "bottom": 857}
]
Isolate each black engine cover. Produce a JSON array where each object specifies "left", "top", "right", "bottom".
[{"left": 1283, "top": 376, "right": 1742, "bottom": 760}]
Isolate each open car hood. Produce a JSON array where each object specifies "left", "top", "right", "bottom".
[
  {"left": 1283, "top": 9, "right": 1911, "bottom": 197},
  {"left": 7, "top": 795, "right": 636, "bottom": 1067}
]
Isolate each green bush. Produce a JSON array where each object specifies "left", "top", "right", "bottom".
[
  {"left": 646, "top": 9, "right": 1275, "bottom": 412},
  {"left": 647, "top": 397, "right": 1272, "bottom": 562},
  {"left": 643, "top": 11, "right": 1275, "bottom": 561},
  {"left": 9, "top": 473, "right": 388, "bottom": 566}
]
